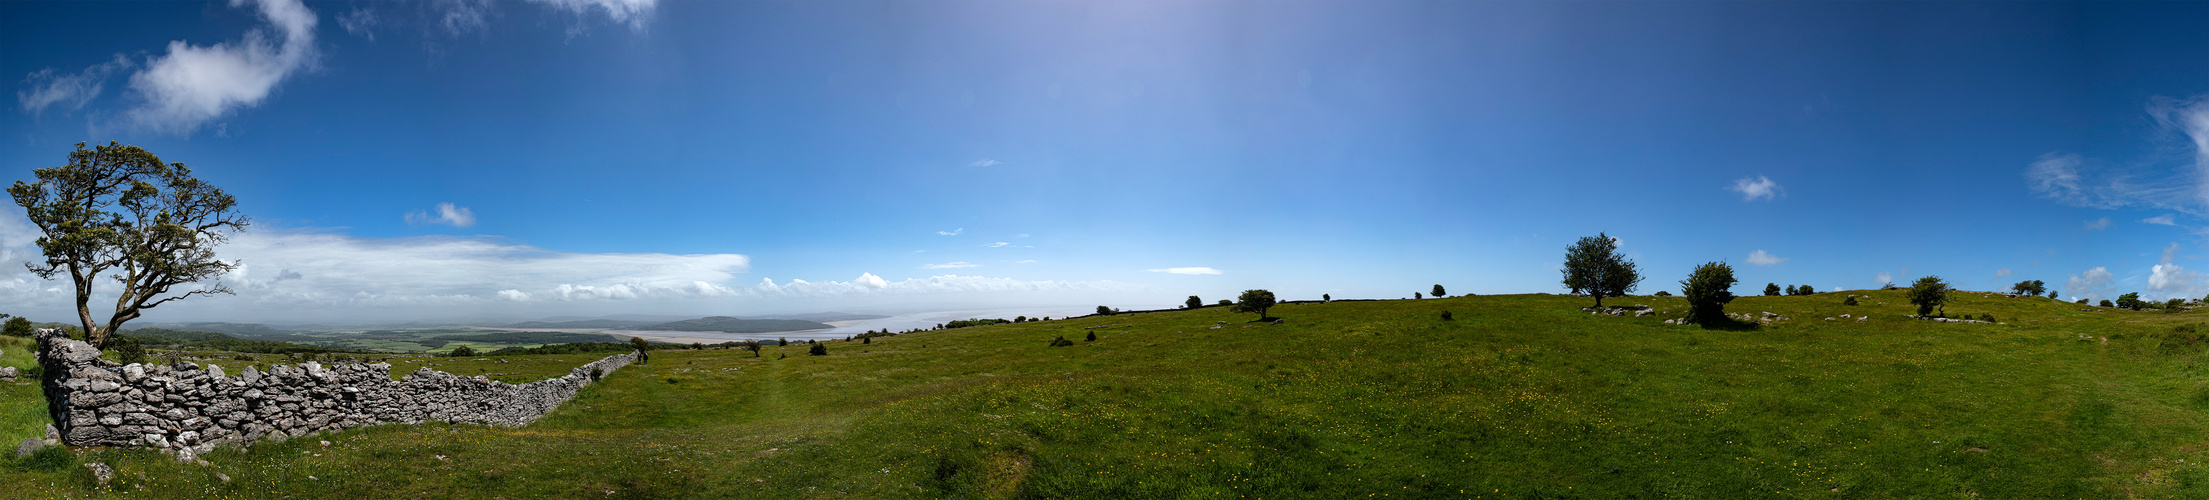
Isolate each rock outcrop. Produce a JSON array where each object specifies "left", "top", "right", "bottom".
[{"left": 34, "top": 329, "right": 636, "bottom": 458}]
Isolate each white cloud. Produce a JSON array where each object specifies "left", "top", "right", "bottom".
[
  {"left": 747, "top": 274, "right": 1132, "bottom": 298},
  {"left": 2149, "top": 243, "right": 2208, "bottom": 299},
  {"left": 985, "top": 242, "right": 1011, "bottom": 248},
  {"left": 854, "top": 272, "right": 889, "bottom": 289},
  {"left": 1995, "top": 268, "right": 2013, "bottom": 278},
  {"left": 2145, "top": 214, "right": 2178, "bottom": 225},
  {"left": 522, "top": 0, "right": 656, "bottom": 31},
  {"left": 17, "top": 55, "right": 132, "bottom": 115},
  {"left": 2151, "top": 95, "right": 2209, "bottom": 209},
  {"left": 1015, "top": 260, "right": 1036, "bottom": 264},
  {"left": 2085, "top": 218, "right": 2111, "bottom": 230},
  {"left": 495, "top": 289, "right": 530, "bottom": 301},
  {"left": 969, "top": 159, "right": 1002, "bottom": 167},
  {"left": 1745, "top": 250, "right": 1787, "bottom": 266},
  {"left": 405, "top": 203, "right": 477, "bottom": 228},
  {"left": 1728, "top": 176, "right": 1781, "bottom": 202},
  {"left": 922, "top": 262, "right": 979, "bottom": 269},
  {"left": 1146, "top": 267, "right": 1224, "bottom": 275},
  {"left": 2067, "top": 266, "right": 2117, "bottom": 301},
  {"left": 338, "top": 8, "right": 379, "bottom": 41},
  {"left": 1875, "top": 272, "right": 1893, "bottom": 286},
  {"left": 125, "top": 0, "right": 319, "bottom": 134},
  {"left": 937, "top": 228, "right": 963, "bottom": 236}
]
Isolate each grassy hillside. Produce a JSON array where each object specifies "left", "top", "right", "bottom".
[{"left": 7, "top": 291, "right": 2209, "bottom": 497}]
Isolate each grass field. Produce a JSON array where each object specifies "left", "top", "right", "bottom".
[{"left": 7, "top": 290, "right": 2209, "bottom": 497}]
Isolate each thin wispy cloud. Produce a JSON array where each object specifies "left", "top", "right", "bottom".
[
  {"left": 1728, "top": 176, "right": 1782, "bottom": 202},
  {"left": 985, "top": 242, "right": 1010, "bottom": 248},
  {"left": 2085, "top": 217, "right": 2111, "bottom": 230},
  {"left": 17, "top": 55, "right": 131, "bottom": 115},
  {"left": 2144, "top": 214, "right": 2178, "bottom": 225},
  {"left": 1745, "top": 250, "right": 1787, "bottom": 266},
  {"left": 337, "top": 8, "right": 379, "bottom": 41},
  {"left": 1146, "top": 267, "right": 1224, "bottom": 275},
  {"left": 969, "top": 159, "right": 1002, "bottom": 167},
  {"left": 522, "top": 0, "right": 657, "bottom": 31},
  {"left": 937, "top": 228, "right": 963, "bottom": 236},
  {"left": 1995, "top": 268, "right": 2013, "bottom": 278},
  {"left": 404, "top": 203, "right": 477, "bottom": 228},
  {"left": 125, "top": 0, "right": 320, "bottom": 134},
  {"left": 2026, "top": 96, "right": 2209, "bottom": 214},
  {"left": 1875, "top": 272, "right": 1893, "bottom": 286},
  {"left": 922, "top": 261, "right": 978, "bottom": 269}
]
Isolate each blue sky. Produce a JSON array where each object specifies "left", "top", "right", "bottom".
[{"left": 5, "top": 0, "right": 2209, "bottom": 323}]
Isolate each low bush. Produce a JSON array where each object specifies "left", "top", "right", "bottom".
[
  {"left": 1085, "top": 332, "right": 1096, "bottom": 341},
  {"left": 809, "top": 343, "right": 828, "bottom": 356},
  {"left": 1049, "top": 336, "right": 1075, "bottom": 347},
  {"left": 1440, "top": 311, "right": 1454, "bottom": 321},
  {"left": 1843, "top": 296, "right": 1858, "bottom": 306}
]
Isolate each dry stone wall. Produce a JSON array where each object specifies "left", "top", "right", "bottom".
[{"left": 34, "top": 329, "right": 637, "bottom": 460}]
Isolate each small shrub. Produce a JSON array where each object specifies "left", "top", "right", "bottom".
[
  {"left": 863, "top": 336, "right": 872, "bottom": 344},
  {"left": 1049, "top": 336, "right": 1075, "bottom": 347},
  {"left": 1433, "top": 284, "right": 1447, "bottom": 297},
  {"left": 1097, "top": 305, "right": 1114, "bottom": 316},
  {"left": 1085, "top": 332, "right": 1096, "bottom": 341},
  {"left": 1, "top": 316, "right": 32, "bottom": 337},
  {"left": 1440, "top": 311, "right": 1454, "bottom": 321},
  {"left": 1765, "top": 283, "right": 1782, "bottom": 296},
  {"left": 1218, "top": 300, "right": 1230, "bottom": 306},
  {"left": 1186, "top": 296, "right": 1202, "bottom": 309},
  {"left": 1653, "top": 291, "right": 1672, "bottom": 297},
  {"left": 111, "top": 336, "right": 147, "bottom": 364},
  {"left": 809, "top": 343, "right": 828, "bottom": 356},
  {"left": 2101, "top": 299, "right": 2114, "bottom": 308},
  {"left": 1843, "top": 296, "right": 1858, "bottom": 306},
  {"left": 1414, "top": 292, "right": 1422, "bottom": 299},
  {"left": 1322, "top": 294, "right": 1331, "bottom": 302},
  {"left": 448, "top": 345, "right": 476, "bottom": 357},
  {"left": 1798, "top": 284, "right": 1816, "bottom": 295}
]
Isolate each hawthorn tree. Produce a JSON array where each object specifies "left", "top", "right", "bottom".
[
  {"left": 1560, "top": 232, "right": 1642, "bottom": 307},
  {"left": 1680, "top": 261, "right": 1737, "bottom": 324},
  {"left": 1909, "top": 276, "right": 1951, "bottom": 316},
  {"left": 1185, "top": 296, "right": 1202, "bottom": 309},
  {"left": 1233, "top": 289, "right": 1277, "bottom": 320},
  {"left": 1765, "top": 283, "right": 1782, "bottom": 296},
  {"left": 11, "top": 142, "right": 248, "bottom": 348},
  {"left": 2011, "top": 280, "right": 2047, "bottom": 296},
  {"left": 1432, "top": 284, "right": 1446, "bottom": 298}
]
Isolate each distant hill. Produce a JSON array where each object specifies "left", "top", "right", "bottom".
[
  {"left": 501, "top": 319, "right": 655, "bottom": 329},
  {"left": 131, "top": 322, "right": 305, "bottom": 341},
  {"left": 753, "top": 312, "right": 889, "bottom": 322},
  {"left": 637, "top": 316, "right": 833, "bottom": 333},
  {"left": 431, "top": 331, "right": 622, "bottom": 344}
]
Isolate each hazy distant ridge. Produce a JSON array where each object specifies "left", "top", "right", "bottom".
[{"left": 637, "top": 316, "right": 834, "bottom": 333}]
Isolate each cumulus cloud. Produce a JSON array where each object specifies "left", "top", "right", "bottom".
[
  {"left": 1745, "top": 250, "right": 1787, "bottom": 266},
  {"left": 17, "top": 55, "right": 132, "bottom": 115},
  {"left": 1729, "top": 176, "right": 1781, "bottom": 202},
  {"left": 1146, "top": 267, "right": 1224, "bottom": 275},
  {"left": 937, "top": 228, "right": 963, "bottom": 236},
  {"left": 969, "top": 159, "right": 1002, "bottom": 167},
  {"left": 2085, "top": 217, "right": 2111, "bottom": 230},
  {"left": 922, "top": 262, "right": 978, "bottom": 269},
  {"left": 2067, "top": 266, "right": 2117, "bottom": 301},
  {"left": 2149, "top": 243, "right": 2208, "bottom": 299},
  {"left": 125, "top": 0, "right": 319, "bottom": 134},
  {"left": 405, "top": 203, "right": 477, "bottom": 228},
  {"left": 496, "top": 289, "right": 529, "bottom": 301},
  {"left": 2145, "top": 214, "right": 2178, "bottom": 225}
]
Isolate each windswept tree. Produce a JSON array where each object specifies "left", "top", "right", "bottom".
[
  {"left": 1185, "top": 295, "right": 1202, "bottom": 309},
  {"left": 1909, "top": 276, "right": 1951, "bottom": 316},
  {"left": 11, "top": 142, "right": 248, "bottom": 348},
  {"left": 1233, "top": 289, "right": 1278, "bottom": 320},
  {"left": 1432, "top": 284, "right": 1446, "bottom": 298},
  {"left": 1765, "top": 283, "right": 1783, "bottom": 296},
  {"left": 2011, "top": 280, "right": 2047, "bottom": 296},
  {"left": 1560, "top": 232, "right": 1643, "bottom": 307}
]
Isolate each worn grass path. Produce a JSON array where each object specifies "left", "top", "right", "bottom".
[{"left": 8, "top": 291, "right": 2209, "bottom": 497}]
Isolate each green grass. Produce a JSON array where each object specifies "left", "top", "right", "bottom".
[{"left": 9, "top": 291, "right": 2209, "bottom": 497}]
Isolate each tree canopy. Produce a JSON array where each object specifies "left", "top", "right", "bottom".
[
  {"left": 9, "top": 142, "right": 248, "bottom": 348},
  {"left": 1909, "top": 276, "right": 1951, "bottom": 316},
  {"left": 1680, "top": 261, "right": 1737, "bottom": 325},
  {"left": 1233, "top": 289, "right": 1278, "bottom": 320},
  {"left": 1560, "top": 232, "right": 1642, "bottom": 307}
]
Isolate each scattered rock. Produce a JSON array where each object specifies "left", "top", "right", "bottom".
[
  {"left": 16, "top": 437, "right": 41, "bottom": 458},
  {"left": 85, "top": 462, "right": 114, "bottom": 485},
  {"left": 214, "top": 472, "right": 231, "bottom": 483}
]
